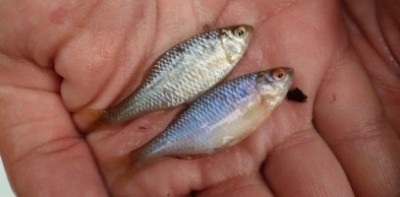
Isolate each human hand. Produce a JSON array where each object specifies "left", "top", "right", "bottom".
[{"left": 0, "top": 0, "right": 399, "bottom": 196}]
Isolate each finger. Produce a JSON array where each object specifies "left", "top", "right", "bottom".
[
  {"left": 0, "top": 58, "right": 107, "bottom": 196},
  {"left": 195, "top": 174, "right": 273, "bottom": 197},
  {"left": 107, "top": 145, "right": 274, "bottom": 196},
  {"left": 314, "top": 46, "right": 400, "bottom": 195},
  {"left": 262, "top": 126, "right": 353, "bottom": 196},
  {"left": 256, "top": 0, "right": 354, "bottom": 195},
  {"left": 342, "top": 2, "right": 400, "bottom": 133}
]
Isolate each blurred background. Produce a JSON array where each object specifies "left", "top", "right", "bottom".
[{"left": 0, "top": 158, "right": 14, "bottom": 197}]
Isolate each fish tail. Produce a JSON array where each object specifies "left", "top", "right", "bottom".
[
  {"left": 131, "top": 146, "right": 148, "bottom": 165},
  {"left": 75, "top": 108, "right": 111, "bottom": 133},
  {"left": 122, "top": 148, "right": 148, "bottom": 176},
  {"left": 132, "top": 144, "right": 164, "bottom": 167}
]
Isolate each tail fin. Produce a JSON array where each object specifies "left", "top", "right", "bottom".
[
  {"left": 131, "top": 145, "right": 150, "bottom": 166},
  {"left": 120, "top": 151, "right": 174, "bottom": 179},
  {"left": 121, "top": 148, "right": 151, "bottom": 176},
  {"left": 75, "top": 108, "right": 111, "bottom": 133}
]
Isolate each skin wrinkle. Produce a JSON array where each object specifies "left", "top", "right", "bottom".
[
  {"left": 182, "top": 146, "right": 260, "bottom": 195},
  {"left": 342, "top": 2, "right": 400, "bottom": 135},
  {"left": 342, "top": 2, "right": 382, "bottom": 57},
  {"left": 93, "top": 38, "right": 132, "bottom": 109},
  {"left": 193, "top": 0, "right": 227, "bottom": 27},
  {"left": 343, "top": 0, "right": 399, "bottom": 72},
  {"left": 211, "top": 1, "right": 231, "bottom": 26},
  {"left": 0, "top": 72, "right": 59, "bottom": 94},
  {"left": 239, "top": 131, "right": 269, "bottom": 166},
  {"left": 0, "top": 56, "right": 60, "bottom": 93},
  {"left": 54, "top": 0, "right": 127, "bottom": 111},
  {"left": 378, "top": 21, "right": 400, "bottom": 70},
  {"left": 57, "top": 32, "right": 115, "bottom": 110},
  {"left": 315, "top": 12, "right": 351, "bottom": 91},
  {"left": 287, "top": 12, "right": 323, "bottom": 35},
  {"left": 267, "top": 127, "right": 317, "bottom": 159},
  {"left": 9, "top": 146, "right": 108, "bottom": 197},
  {"left": 197, "top": 174, "right": 271, "bottom": 197},
  {"left": 0, "top": 106, "right": 63, "bottom": 138},
  {"left": 0, "top": 58, "right": 108, "bottom": 196},
  {"left": 314, "top": 27, "right": 400, "bottom": 195},
  {"left": 8, "top": 136, "right": 83, "bottom": 169},
  {"left": 228, "top": 148, "right": 257, "bottom": 177},
  {"left": 319, "top": 42, "right": 353, "bottom": 94},
  {"left": 264, "top": 127, "right": 353, "bottom": 196},
  {"left": 0, "top": 91, "right": 79, "bottom": 161},
  {"left": 0, "top": 87, "right": 60, "bottom": 131},
  {"left": 328, "top": 117, "right": 395, "bottom": 148},
  {"left": 122, "top": 160, "right": 199, "bottom": 196},
  {"left": 376, "top": 2, "right": 400, "bottom": 70}
]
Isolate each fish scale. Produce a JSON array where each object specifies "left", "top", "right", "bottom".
[
  {"left": 92, "top": 25, "right": 253, "bottom": 126},
  {"left": 135, "top": 67, "right": 294, "bottom": 163}
]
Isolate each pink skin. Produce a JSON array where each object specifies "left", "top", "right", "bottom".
[{"left": 0, "top": 0, "right": 399, "bottom": 196}]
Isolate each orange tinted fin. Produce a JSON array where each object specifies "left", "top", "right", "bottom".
[
  {"left": 127, "top": 148, "right": 155, "bottom": 175},
  {"left": 75, "top": 108, "right": 111, "bottom": 133},
  {"left": 130, "top": 144, "right": 152, "bottom": 167}
]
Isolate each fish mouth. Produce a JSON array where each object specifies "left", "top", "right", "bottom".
[
  {"left": 283, "top": 67, "right": 294, "bottom": 76},
  {"left": 278, "top": 67, "right": 294, "bottom": 92}
]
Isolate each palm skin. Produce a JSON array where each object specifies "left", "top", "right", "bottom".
[{"left": 0, "top": 0, "right": 399, "bottom": 196}]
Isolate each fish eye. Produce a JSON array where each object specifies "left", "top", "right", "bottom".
[
  {"left": 273, "top": 68, "right": 286, "bottom": 80},
  {"left": 234, "top": 26, "right": 247, "bottom": 37}
]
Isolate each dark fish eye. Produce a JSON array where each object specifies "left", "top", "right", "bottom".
[
  {"left": 234, "top": 26, "right": 247, "bottom": 37},
  {"left": 273, "top": 68, "right": 286, "bottom": 80}
]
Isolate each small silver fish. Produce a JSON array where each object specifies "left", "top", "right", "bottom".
[
  {"left": 135, "top": 67, "right": 294, "bottom": 163},
  {"left": 80, "top": 25, "right": 253, "bottom": 130}
]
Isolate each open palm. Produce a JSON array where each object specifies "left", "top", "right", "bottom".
[{"left": 0, "top": 0, "right": 399, "bottom": 196}]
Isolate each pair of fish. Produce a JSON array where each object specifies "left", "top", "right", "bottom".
[{"left": 78, "top": 25, "right": 294, "bottom": 163}]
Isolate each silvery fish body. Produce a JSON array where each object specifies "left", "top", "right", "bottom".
[
  {"left": 103, "top": 25, "right": 253, "bottom": 124},
  {"left": 136, "top": 67, "right": 294, "bottom": 162}
]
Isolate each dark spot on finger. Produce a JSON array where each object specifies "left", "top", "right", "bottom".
[
  {"left": 330, "top": 94, "right": 336, "bottom": 103},
  {"left": 139, "top": 126, "right": 146, "bottom": 130}
]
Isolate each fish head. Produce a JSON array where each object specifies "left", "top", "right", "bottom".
[
  {"left": 220, "top": 25, "right": 253, "bottom": 62},
  {"left": 255, "top": 67, "right": 294, "bottom": 104}
]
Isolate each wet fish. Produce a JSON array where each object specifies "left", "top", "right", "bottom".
[
  {"left": 80, "top": 25, "right": 253, "bottom": 130},
  {"left": 135, "top": 67, "right": 294, "bottom": 163}
]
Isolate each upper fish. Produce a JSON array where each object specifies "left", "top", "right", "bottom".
[
  {"left": 135, "top": 67, "right": 294, "bottom": 163},
  {"left": 84, "top": 25, "right": 253, "bottom": 128}
]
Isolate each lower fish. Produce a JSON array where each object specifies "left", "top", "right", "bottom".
[{"left": 134, "top": 67, "right": 294, "bottom": 163}]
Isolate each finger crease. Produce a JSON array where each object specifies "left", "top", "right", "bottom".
[
  {"left": 268, "top": 127, "right": 317, "bottom": 158},
  {"left": 329, "top": 117, "right": 395, "bottom": 147},
  {"left": 10, "top": 136, "right": 85, "bottom": 168}
]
